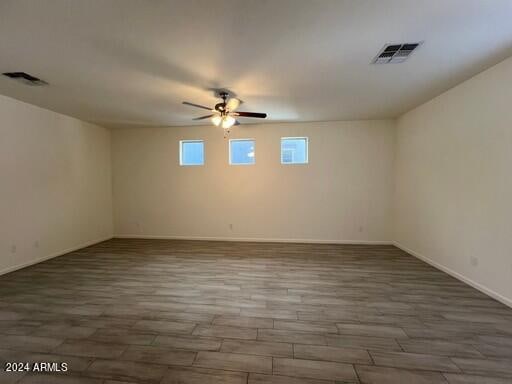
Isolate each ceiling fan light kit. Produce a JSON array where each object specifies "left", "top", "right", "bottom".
[
  {"left": 183, "top": 91, "right": 267, "bottom": 136},
  {"left": 211, "top": 115, "right": 222, "bottom": 127},
  {"left": 221, "top": 115, "right": 236, "bottom": 129}
]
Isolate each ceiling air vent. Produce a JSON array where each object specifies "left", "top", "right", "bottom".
[
  {"left": 2, "top": 72, "right": 48, "bottom": 86},
  {"left": 372, "top": 42, "right": 422, "bottom": 64}
]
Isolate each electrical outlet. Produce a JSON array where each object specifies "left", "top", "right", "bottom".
[
  {"left": 229, "top": 224, "right": 233, "bottom": 231},
  {"left": 470, "top": 256, "right": 479, "bottom": 267},
  {"left": 358, "top": 226, "right": 363, "bottom": 233},
  {"left": 11, "top": 245, "right": 16, "bottom": 253},
  {"left": 34, "top": 241, "right": 39, "bottom": 248}
]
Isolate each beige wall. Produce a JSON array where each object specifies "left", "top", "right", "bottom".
[
  {"left": 112, "top": 120, "right": 395, "bottom": 243},
  {"left": 394, "top": 56, "right": 512, "bottom": 306},
  {"left": 0, "top": 95, "right": 113, "bottom": 274}
]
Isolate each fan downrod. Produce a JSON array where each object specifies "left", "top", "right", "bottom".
[{"left": 215, "top": 92, "right": 229, "bottom": 113}]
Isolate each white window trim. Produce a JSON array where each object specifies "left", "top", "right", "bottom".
[
  {"left": 179, "top": 139, "right": 204, "bottom": 166},
  {"left": 229, "top": 138, "right": 256, "bottom": 165},
  {"left": 281, "top": 137, "right": 309, "bottom": 164}
]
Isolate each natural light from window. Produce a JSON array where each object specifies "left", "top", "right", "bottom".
[
  {"left": 180, "top": 140, "right": 204, "bottom": 166},
  {"left": 230, "top": 139, "right": 255, "bottom": 165},
  {"left": 281, "top": 137, "right": 308, "bottom": 164}
]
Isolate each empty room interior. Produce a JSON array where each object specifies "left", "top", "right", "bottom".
[{"left": 1, "top": 1, "right": 512, "bottom": 383}]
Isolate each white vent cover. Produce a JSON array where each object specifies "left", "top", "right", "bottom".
[{"left": 372, "top": 42, "right": 422, "bottom": 64}]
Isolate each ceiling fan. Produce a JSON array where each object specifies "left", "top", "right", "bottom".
[{"left": 182, "top": 91, "right": 267, "bottom": 133}]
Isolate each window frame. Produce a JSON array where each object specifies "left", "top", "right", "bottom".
[
  {"left": 280, "top": 137, "right": 309, "bottom": 165},
  {"left": 179, "top": 139, "right": 205, "bottom": 166},
  {"left": 229, "top": 138, "right": 256, "bottom": 165}
]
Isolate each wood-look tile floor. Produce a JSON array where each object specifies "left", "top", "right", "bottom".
[{"left": 0, "top": 238, "right": 511, "bottom": 384}]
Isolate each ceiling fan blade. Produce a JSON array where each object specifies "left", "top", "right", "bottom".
[
  {"left": 182, "top": 101, "right": 213, "bottom": 111},
  {"left": 226, "top": 98, "right": 241, "bottom": 111},
  {"left": 192, "top": 114, "right": 214, "bottom": 120},
  {"left": 234, "top": 112, "right": 267, "bottom": 118}
]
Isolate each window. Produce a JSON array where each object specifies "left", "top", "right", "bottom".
[
  {"left": 281, "top": 137, "right": 308, "bottom": 164},
  {"left": 229, "top": 139, "right": 255, "bottom": 165},
  {"left": 180, "top": 140, "right": 204, "bottom": 166}
]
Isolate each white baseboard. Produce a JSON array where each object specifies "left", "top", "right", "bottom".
[
  {"left": 0, "top": 235, "right": 113, "bottom": 276},
  {"left": 393, "top": 241, "right": 512, "bottom": 309},
  {"left": 114, "top": 234, "right": 393, "bottom": 245}
]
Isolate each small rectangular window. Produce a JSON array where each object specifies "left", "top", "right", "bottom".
[
  {"left": 281, "top": 137, "right": 308, "bottom": 164},
  {"left": 180, "top": 140, "right": 204, "bottom": 166},
  {"left": 229, "top": 139, "right": 255, "bottom": 165}
]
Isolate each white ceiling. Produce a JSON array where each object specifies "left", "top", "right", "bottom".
[{"left": 1, "top": 0, "right": 512, "bottom": 128}]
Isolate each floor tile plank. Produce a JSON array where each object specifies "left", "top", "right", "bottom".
[
  {"left": 293, "top": 344, "right": 372, "bottom": 364},
  {"left": 193, "top": 351, "right": 272, "bottom": 374},
  {"left": 355, "top": 365, "right": 448, "bottom": 384},
  {"left": 370, "top": 350, "right": 461, "bottom": 372},
  {"left": 161, "top": 367, "right": 248, "bottom": 384},
  {"left": 273, "top": 358, "right": 357, "bottom": 381},
  {"left": 221, "top": 339, "right": 293, "bottom": 357}
]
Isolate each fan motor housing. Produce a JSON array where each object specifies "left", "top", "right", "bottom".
[{"left": 215, "top": 102, "right": 226, "bottom": 113}]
